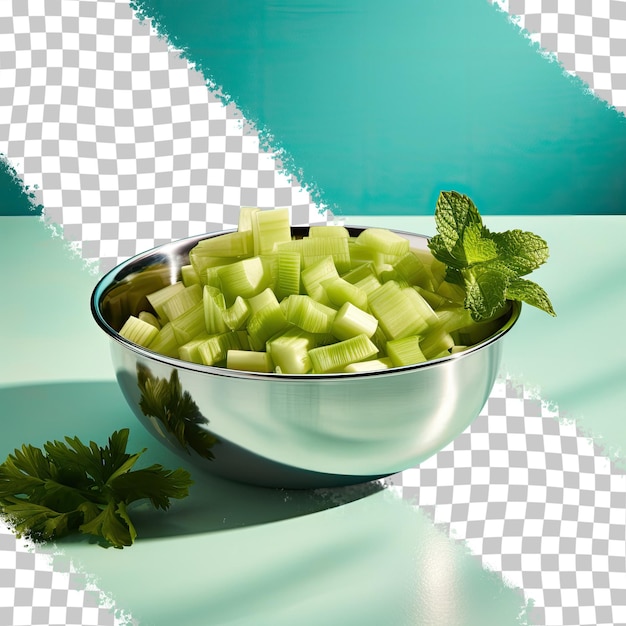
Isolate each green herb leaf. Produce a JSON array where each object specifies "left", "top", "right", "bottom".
[
  {"left": 431, "top": 191, "right": 556, "bottom": 319},
  {"left": 0, "top": 429, "right": 193, "bottom": 548},
  {"left": 506, "top": 278, "right": 557, "bottom": 317}
]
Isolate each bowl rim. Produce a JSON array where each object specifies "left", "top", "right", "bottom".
[{"left": 91, "top": 225, "right": 522, "bottom": 382}]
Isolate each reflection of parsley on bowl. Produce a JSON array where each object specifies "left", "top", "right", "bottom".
[{"left": 137, "top": 365, "right": 219, "bottom": 460}]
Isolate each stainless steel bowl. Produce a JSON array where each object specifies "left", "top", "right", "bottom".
[{"left": 91, "top": 226, "right": 521, "bottom": 489}]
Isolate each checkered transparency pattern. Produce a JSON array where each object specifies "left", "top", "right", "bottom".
[
  {"left": 0, "top": 0, "right": 326, "bottom": 275},
  {"left": 387, "top": 379, "right": 626, "bottom": 626},
  {"left": 490, "top": 0, "right": 626, "bottom": 111}
]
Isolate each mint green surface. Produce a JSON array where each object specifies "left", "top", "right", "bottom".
[
  {"left": 0, "top": 217, "right": 532, "bottom": 625},
  {"left": 345, "top": 214, "right": 626, "bottom": 467},
  {"left": 133, "top": 0, "right": 626, "bottom": 216}
]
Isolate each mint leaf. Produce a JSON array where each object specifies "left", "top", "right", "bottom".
[
  {"left": 489, "top": 230, "right": 550, "bottom": 276},
  {"left": 506, "top": 278, "right": 556, "bottom": 317},
  {"left": 464, "top": 267, "right": 511, "bottom": 321},
  {"left": 434, "top": 191, "right": 483, "bottom": 257},
  {"left": 431, "top": 190, "right": 555, "bottom": 319},
  {"left": 462, "top": 223, "right": 499, "bottom": 265}
]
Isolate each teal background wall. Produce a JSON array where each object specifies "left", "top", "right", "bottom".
[
  {"left": 133, "top": 0, "right": 626, "bottom": 216},
  {"left": 0, "top": 156, "right": 41, "bottom": 216}
]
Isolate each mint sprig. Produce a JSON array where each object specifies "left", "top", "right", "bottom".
[{"left": 428, "top": 191, "right": 556, "bottom": 321}]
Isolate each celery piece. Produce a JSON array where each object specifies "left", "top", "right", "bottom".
[
  {"left": 181, "top": 264, "right": 201, "bottom": 287},
  {"left": 331, "top": 302, "right": 378, "bottom": 341},
  {"left": 161, "top": 284, "right": 203, "bottom": 322},
  {"left": 247, "top": 287, "right": 280, "bottom": 316},
  {"left": 450, "top": 345, "right": 469, "bottom": 354},
  {"left": 353, "top": 273, "right": 382, "bottom": 298},
  {"left": 227, "top": 349, "right": 274, "bottom": 373},
  {"left": 301, "top": 256, "right": 338, "bottom": 305},
  {"left": 376, "top": 263, "right": 398, "bottom": 283},
  {"left": 402, "top": 286, "right": 439, "bottom": 326},
  {"left": 308, "top": 225, "right": 350, "bottom": 238},
  {"left": 198, "top": 332, "right": 243, "bottom": 366},
  {"left": 193, "top": 230, "right": 253, "bottom": 258},
  {"left": 456, "top": 316, "right": 506, "bottom": 347},
  {"left": 204, "top": 266, "right": 223, "bottom": 289},
  {"left": 171, "top": 301, "right": 206, "bottom": 345},
  {"left": 119, "top": 315, "right": 160, "bottom": 348},
  {"left": 285, "top": 295, "right": 336, "bottom": 334},
  {"left": 419, "top": 328, "right": 455, "bottom": 360},
  {"left": 343, "top": 358, "right": 392, "bottom": 373},
  {"left": 138, "top": 311, "right": 161, "bottom": 329},
  {"left": 222, "top": 296, "right": 250, "bottom": 331},
  {"left": 204, "top": 285, "right": 226, "bottom": 310},
  {"left": 368, "top": 280, "right": 430, "bottom": 340},
  {"left": 414, "top": 285, "right": 455, "bottom": 310},
  {"left": 189, "top": 249, "right": 239, "bottom": 278},
  {"left": 252, "top": 207, "right": 292, "bottom": 255},
  {"left": 321, "top": 276, "right": 368, "bottom": 311},
  {"left": 267, "top": 328, "right": 316, "bottom": 374},
  {"left": 308, "top": 334, "right": 378, "bottom": 374},
  {"left": 386, "top": 336, "right": 427, "bottom": 367},
  {"left": 340, "top": 262, "right": 376, "bottom": 285},
  {"left": 434, "top": 306, "right": 474, "bottom": 334},
  {"left": 238, "top": 206, "right": 260, "bottom": 232},
  {"left": 246, "top": 301, "right": 289, "bottom": 351},
  {"left": 301, "top": 237, "right": 351, "bottom": 274},
  {"left": 275, "top": 250, "right": 301, "bottom": 300},
  {"left": 178, "top": 333, "right": 213, "bottom": 364},
  {"left": 370, "top": 325, "right": 389, "bottom": 357},
  {"left": 147, "top": 322, "right": 180, "bottom": 358},
  {"left": 203, "top": 285, "right": 228, "bottom": 335},
  {"left": 348, "top": 240, "right": 377, "bottom": 268},
  {"left": 146, "top": 282, "right": 186, "bottom": 323},
  {"left": 354, "top": 228, "right": 410, "bottom": 257},
  {"left": 217, "top": 256, "right": 271, "bottom": 305},
  {"left": 236, "top": 330, "right": 251, "bottom": 351},
  {"left": 436, "top": 280, "right": 466, "bottom": 305},
  {"left": 394, "top": 251, "right": 430, "bottom": 287}
]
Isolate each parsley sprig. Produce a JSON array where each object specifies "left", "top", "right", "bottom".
[
  {"left": 428, "top": 191, "right": 556, "bottom": 321},
  {"left": 0, "top": 429, "right": 192, "bottom": 549}
]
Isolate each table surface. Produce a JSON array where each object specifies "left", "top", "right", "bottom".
[{"left": 1, "top": 215, "right": 625, "bottom": 626}]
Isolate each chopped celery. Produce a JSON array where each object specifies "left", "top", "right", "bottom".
[
  {"left": 419, "top": 327, "right": 455, "bottom": 360},
  {"left": 300, "top": 256, "right": 338, "bottom": 305},
  {"left": 161, "top": 284, "right": 202, "bottom": 322},
  {"left": 368, "top": 280, "right": 431, "bottom": 340},
  {"left": 238, "top": 206, "right": 260, "bottom": 232},
  {"left": 138, "top": 311, "right": 160, "bottom": 329},
  {"left": 309, "top": 334, "right": 378, "bottom": 374},
  {"left": 321, "top": 276, "right": 368, "bottom": 311},
  {"left": 193, "top": 230, "right": 253, "bottom": 258},
  {"left": 222, "top": 296, "right": 250, "bottom": 331},
  {"left": 308, "top": 225, "right": 349, "bottom": 238},
  {"left": 246, "top": 301, "right": 289, "bottom": 351},
  {"left": 198, "top": 332, "right": 243, "bottom": 366},
  {"left": 340, "top": 262, "right": 376, "bottom": 285},
  {"left": 171, "top": 301, "right": 206, "bottom": 345},
  {"left": 353, "top": 273, "right": 382, "bottom": 298},
  {"left": 119, "top": 316, "right": 159, "bottom": 348},
  {"left": 354, "top": 228, "right": 410, "bottom": 257},
  {"left": 247, "top": 287, "right": 280, "bottom": 316},
  {"left": 217, "top": 256, "right": 271, "bottom": 305},
  {"left": 147, "top": 322, "right": 179, "bottom": 358},
  {"left": 252, "top": 207, "right": 291, "bottom": 255},
  {"left": 284, "top": 295, "right": 336, "bottom": 334},
  {"left": 181, "top": 264, "right": 201, "bottom": 287},
  {"left": 203, "top": 285, "right": 228, "bottom": 335},
  {"left": 227, "top": 349, "right": 274, "bottom": 373},
  {"left": 301, "top": 237, "right": 351, "bottom": 274},
  {"left": 331, "top": 302, "right": 378, "bottom": 341},
  {"left": 267, "top": 328, "right": 315, "bottom": 374},
  {"left": 178, "top": 333, "right": 213, "bottom": 364},
  {"left": 275, "top": 250, "right": 301, "bottom": 300},
  {"left": 386, "top": 336, "right": 427, "bottom": 367},
  {"left": 146, "top": 282, "right": 185, "bottom": 323}
]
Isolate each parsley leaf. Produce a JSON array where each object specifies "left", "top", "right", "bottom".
[
  {"left": 428, "top": 191, "right": 556, "bottom": 321},
  {"left": 0, "top": 429, "right": 193, "bottom": 549}
]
